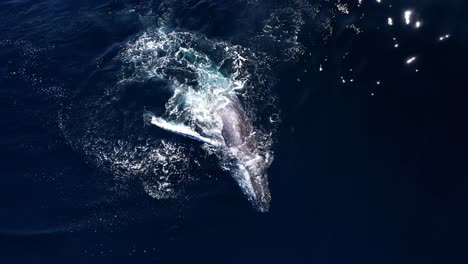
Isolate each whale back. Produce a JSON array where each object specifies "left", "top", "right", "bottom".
[
  {"left": 217, "top": 100, "right": 271, "bottom": 212},
  {"left": 218, "top": 101, "right": 249, "bottom": 148}
]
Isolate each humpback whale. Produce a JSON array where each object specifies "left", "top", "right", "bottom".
[
  {"left": 148, "top": 96, "right": 271, "bottom": 212},
  {"left": 120, "top": 29, "right": 274, "bottom": 211}
]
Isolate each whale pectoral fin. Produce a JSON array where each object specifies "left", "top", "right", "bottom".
[{"left": 146, "top": 112, "right": 220, "bottom": 147}]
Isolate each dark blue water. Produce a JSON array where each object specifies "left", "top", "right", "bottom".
[{"left": 1, "top": 0, "right": 468, "bottom": 262}]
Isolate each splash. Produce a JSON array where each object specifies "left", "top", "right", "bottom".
[
  {"left": 118, "top": 28, "right": 277, "bottom": 210},
  {"left": 58, "top": 26, "right": 279, "bottom": 209}
]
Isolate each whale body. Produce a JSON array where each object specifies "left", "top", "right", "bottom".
[
  {"left": 149, "top": 97, "right": 271, "bottom": 212},
  {"left": 217, "top": 98, "right": 271, "bottom": 212},
  {"left": 124, "top": 29, "right": 273, "bottom": 211}
]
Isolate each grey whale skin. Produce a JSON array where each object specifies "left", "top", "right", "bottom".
[
  {"left": 217, "top": 99, "right": 271, "bottom": 212},
  {"left": 148, "top": 98, "right": 271, "bottom": 212}
]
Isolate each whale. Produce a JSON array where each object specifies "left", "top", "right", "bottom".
[
  {"left": 123, "top": 28, "right": 273, "bottom": 211},
  {"left": 147, "top": 96, "right": 271, "bottom": 212}
]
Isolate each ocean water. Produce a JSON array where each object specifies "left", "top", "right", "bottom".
[{"left": 1, "top": 0, "right": 467, "bottom": 262}]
